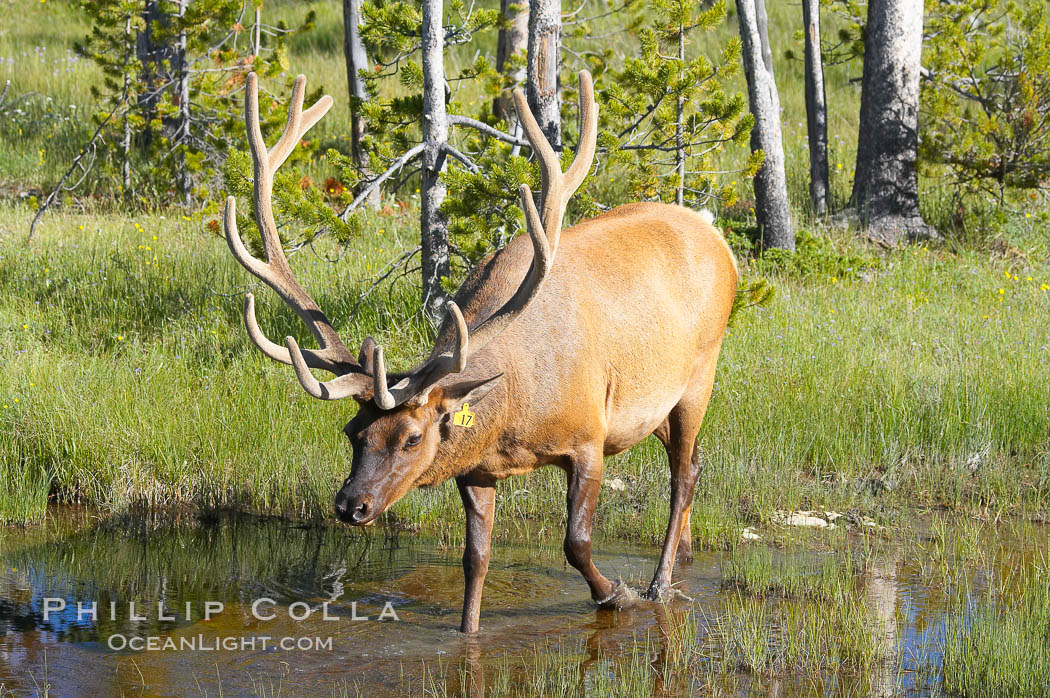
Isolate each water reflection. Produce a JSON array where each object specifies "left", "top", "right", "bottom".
[{"left": 0, "top": 509, "right": 1045, "bottom": 696}]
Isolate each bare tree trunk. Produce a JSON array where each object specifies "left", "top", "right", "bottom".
[
  {"left": 174, "top": 0, "right": 191, "bottom": 207},
  {"left": 736, "top": 0, "right": 793, "bottom": 250},
  {"left": 494, "top": 0, "right": 529, "bottom": 152},
  {"left": 136, "top": 0, "right": 169, "bottom": 148},
  {"left": 253, "top": 6, "right": 262, "bottom": 57},
  {"left": 121, "top": 15, "right": 133, "bottom": 198},
  {"left": 754, "top": 0, "right": 773, "bottom": 72},
  {"left": 343, "top": 0, "right": 380, "bottom": 208},
  {"left": 802, "top": 0, "right": 829, "bottom": 216},
  {"left": 675, "top": 23, "right": 686, "bottom": 207},
  {"left": 527, "top": 0, "right": 561, "bottom": 149},
  {"left": 849, "top": 0, "right": 934, "bottom": 242},
  {"left": 421, "top": 0, "right": 450, "bottom": 320}
]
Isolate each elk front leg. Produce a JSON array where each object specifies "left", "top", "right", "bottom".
[
  {"left": 457, "top": 475, "right": 496, "bottom": 633},
  {"left": 564, "top": 448, "right": 636, "bottom": 608}
]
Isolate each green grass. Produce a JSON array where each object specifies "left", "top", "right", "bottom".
[
  {"left": 713, "top": 591, "right": 883, "bottom": 677},
  {"left": 942, "top": 555, "right": 1050, "bottom": 697},
  {"left": 721, "top": 544, "right": 865, "bottom": 602},
  {"left": 3, "top": 199, "right": 1049, "bottom": 538}
]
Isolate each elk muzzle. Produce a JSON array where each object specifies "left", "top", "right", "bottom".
[{"left": 334, "top": 486, "right": 379, "bottom": 525}]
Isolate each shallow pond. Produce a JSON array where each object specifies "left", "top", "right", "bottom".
[{"left": 0, "top": 508, "right": 1046, "bottom": 696}]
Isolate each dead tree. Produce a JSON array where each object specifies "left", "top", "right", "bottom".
[
  {"left": 420, "top": 0, "right": 451, "bottom": 319},
  {"left": 802, "top": 0, "right": 829, "bottom": 216},
  {"left": 736, "top": 0, "right": 793, "bottom": 250},
  {"left": 849, "top": 0, "right": 934, "bottom": 242},
  {"left": 495, "top": 0, "right": 529, "bottom": 150},
  {"left": 528, "top": 0, "right": 561, "bottom": 148},
  {"left": 343, "top": 0, "right": 380, "bottom": 207}
]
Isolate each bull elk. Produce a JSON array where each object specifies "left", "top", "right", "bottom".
[{"left": 224, "top": 71, "right": 738, "bottom": 632}]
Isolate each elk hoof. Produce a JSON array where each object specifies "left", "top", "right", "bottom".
[
  {"left": 594, "top": 580, "right": 640, "bottom": 610},
  {"left": 643, "top": 583, "right": 693, "bottom": 604}
]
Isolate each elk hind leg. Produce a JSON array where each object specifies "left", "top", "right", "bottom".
[
  {"left": 646, "top": 361, "right": 717, "bottom": 601},
  {"left": 651, "top": 423, "right": 698, "bottom": 565}
]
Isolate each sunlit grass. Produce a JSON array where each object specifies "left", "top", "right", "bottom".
[{"left": 2, "top": 200, "right": 1049, "bottom": 537}]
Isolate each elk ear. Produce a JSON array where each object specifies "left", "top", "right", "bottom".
[{"left": 437, "top": 374, "right": 504, "bottom": 413}]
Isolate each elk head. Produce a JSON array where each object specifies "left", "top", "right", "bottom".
[{"left": 224, "top": 71, "right": 597, "bottom": 525}]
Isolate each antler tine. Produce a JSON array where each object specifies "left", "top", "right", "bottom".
[
  {"left": 372, "top": 302, "right": 469, "bottom": 409},
  {"left": 286, "top": 337, "right": 372, "bottom": 400},
  {"left": 562, "top": 71, "right": 597, "bottom": 205},
  {"left": 225, "top": 73, "right": 365, "bottom": 384},
  {"left": 268, "top": 75, "right": 334, "bottom": 171},
  {"left": 511, "top": 71, "right": 598, "bottom": 257}
]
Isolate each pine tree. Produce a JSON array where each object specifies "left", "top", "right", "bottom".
[
  {"left": 602, "top": 0, "right": 756, "bottom": 210},
  {"left": 69, "top": 0, "right": 311, "bottom": 205},
  {"left": 921, "top": 0, "right": 1050, "bottom": 217}
]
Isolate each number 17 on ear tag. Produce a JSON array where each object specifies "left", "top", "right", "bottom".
[{"left": 453, "top": 403, "right": 475, "bottom": 428}]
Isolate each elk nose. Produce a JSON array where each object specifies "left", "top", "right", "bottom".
[
  {"left": 349, "top": 496, "right": 372, "bottom": 524},
  {"left": 334, "top": 495, "right": 350, "bottom": 521}
]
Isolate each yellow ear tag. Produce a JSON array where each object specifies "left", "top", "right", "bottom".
[{"left": 452, "top": 403, "right": 475, "bottom": 428}]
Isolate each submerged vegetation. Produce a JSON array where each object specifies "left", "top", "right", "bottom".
[{"left": 2, "top": 510, "right": 1049, "bottom": 696}]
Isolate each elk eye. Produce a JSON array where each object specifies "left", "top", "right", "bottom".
[{"left": 404, "top": 433, "right": 423, "bottom": 449}]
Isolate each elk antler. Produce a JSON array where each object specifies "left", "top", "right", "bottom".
[
  {"left": 368, "top": 70, "right": 599, "bottom": 409},
  {"left": 228, "top": 71, "right": 596, "bottom": 408},
  {"left": 225, "top": 73, "right": 373, "bottom": 397},
  {"left": 455, "top": 69, "right": 598, "bottom": 353}
]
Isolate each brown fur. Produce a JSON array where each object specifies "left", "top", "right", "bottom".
[{"left": 338, "top": 202, "right": 737, "bottom": 631}]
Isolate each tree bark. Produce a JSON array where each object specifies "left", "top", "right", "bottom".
[
  {"left": 420, "top": 0, "right": 450, "bottom": 320},
  {"left": 754, "top": 0, "right": 774, "bottom": 73},
  {"left": 849, "top": 0, "right": 933, "bottom": 242},
  {"left": 174, "top": 0, "right": 191, "bottom": 206},
  {"left": 136, "top": 0, "right": 173, "bottom": 148},
  {"left": 736, "top": 0, "right": 793, "bottom": 250},
  {"left": 121, "top": 14, "right": 133, "bottom": 197},
  {"left": 675, "top": 23, "right": 686, "bottom": 207},
  {"left": 494, "top": 0, "right": 529, "bottom": 130},
  {"left": 343, "top": 0, "right": 380, "bottom": 208},
  {"left": 802, "top": 0, "right": 829, "bottom": 216},
  {"left": 527, "top": 0, "right": 561, "bottom": 149}
]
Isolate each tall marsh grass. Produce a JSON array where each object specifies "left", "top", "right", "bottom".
[
  {"left": 2, "top": 203, "right": 1050, "bottom": 533},
  {"left": 942, "top": 556, "right": 1050, "bottom": 697}
]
